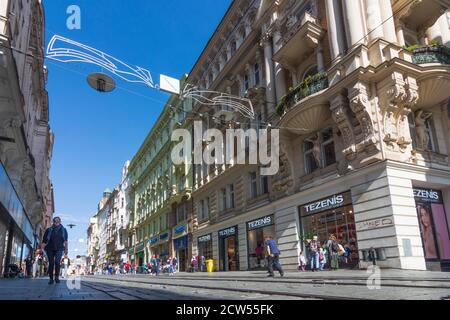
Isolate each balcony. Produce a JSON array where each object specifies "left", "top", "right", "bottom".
[
  {"left": 411, "top": 45, "right": 450, "bottom": 65},
  {"left": 408, "top": 45, "right": 450, "bottom": 111},
  {"left": 276, "top": 72, "right": 330, "bottom": 135},
  {"left": 394, "top": 0, "right": 450, "bottom": 32},
  {"left": 273, "top": 12, "right": 324, "bottom": 67},
  {"left": 276, "top": 72, "right": 328, "bottom": 116}
]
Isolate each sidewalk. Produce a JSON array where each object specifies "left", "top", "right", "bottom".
[{"left": 0, "top": 277, "right": 111, "bottom": 300}]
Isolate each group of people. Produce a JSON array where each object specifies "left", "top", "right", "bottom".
[
  {"left": 36, "top": 217, "right": 357, "bottom": 284},
  {"left": 300, "top": 234, "right": 352, "bottom": 272}
]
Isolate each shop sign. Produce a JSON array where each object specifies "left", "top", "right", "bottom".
[
  {"left": 159, "top": 232, "right": 169, "bottom": 241},
  {"left": 356, "top": 218, "right": 394, "bottom": 231},
  {"left": 300, "top": 192, "right": 352, "bottom": 216},
  {"left": 218, "top": 226, "right": 236, "bottom": 238},
  {"left": 135, "top": 243, "right": 144, "bottom": 252},
  {"left": 413, "top": 188, "right": 442, "bottom": 203},
  {"left": 149, "top": 236, "right": 158, "bottom": 245},
  {"left": 173, "top": 223, "right": 188, "bottom": 238},
  {"left": 247, "top": 215, "right": 274, "bottom": 231},
  {"left": 198, "top": 234, "right": 212, "bottom": 243}
]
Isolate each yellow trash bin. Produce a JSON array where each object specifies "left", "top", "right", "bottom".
[{"left": 206, "top": 259, "right": 214, "bottom": 272}]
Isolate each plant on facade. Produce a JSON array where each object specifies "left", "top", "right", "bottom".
[
  {"left": 276, "top": 71, "right": 328, "bottom": 116},
  {"left": 402, "top": 41, "right": 450, "bottom": 65},
  {"left": 299, "top": 231, "right": 316, "bottom": 244}
]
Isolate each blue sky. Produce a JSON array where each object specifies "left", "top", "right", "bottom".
[{"left": 44, "top": 0, "right": 232, "bottom": 258}]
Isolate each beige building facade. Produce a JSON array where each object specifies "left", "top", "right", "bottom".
[{"left": 188, "top": 0, "right": 450, "bottom": 272}]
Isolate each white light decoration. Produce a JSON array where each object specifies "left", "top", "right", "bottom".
[
  {"left": 46, "top": 35, "right": 157, "bottom": 89},
  {"left": 46, "top": 35, "right": 255, "bottom": 119},
  {"left": 181, "top": 85, "right": 255, "bottom": 119}
]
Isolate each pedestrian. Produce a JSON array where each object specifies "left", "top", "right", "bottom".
[
  {"left": 32, "top": 247, "right": 43, "bottom": 278},
  {"left": 264, "top": 235, "right": 284, "bottom": 277},
  {"left": 298, "top": 250, "right": 307, "bottom": 272},
  {"left": 124, "top": 262, "right": 130, "bottom": 274},
  {"left": 167, "top": 257, "right": 174, "bottom": 276},
  {"left": 172, "top": 256, "right": 178, "bottom": 273},
  {"left": 41, "top": 217, "right": 69, "bottom": 284},
  {"left": 329, "top": 234, "right": 339, "bottom": 270},
  {"left": 255, "top": 243, "right": 264, "bottom": 268},
  {"left": 190, "top": 255, "right": 198, "bottom": 273},
  {"left": 306, "top": 235, "right": 320, "bottom": 272},
  {"left": 61, "top": 255, "right": 69, "bottom": 278},
  {"left": 319, "top": 246, "right": 327, "bottom": 271},
  {"left": 25, "top": 254, "right": 33, "bottom": 278}
]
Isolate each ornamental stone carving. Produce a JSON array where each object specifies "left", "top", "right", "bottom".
[
  {"left": 330, "top": 94, "right": 356, "bottom": 160},
  {"left": 271, "top": 142, "right": 294, "bottom": 200},
  {"left": 379, "top": 72, "right": 419, "bottom": 153},
  {"left": 348, "top": 82, "right": 377, "bottom": 151},
  {"left": 414, "top": 109, "right": 432, "bottom": 150}
]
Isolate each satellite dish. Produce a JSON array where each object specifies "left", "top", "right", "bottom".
[{"left": 87, "top": 72, "right": 116, "bottom": 93}]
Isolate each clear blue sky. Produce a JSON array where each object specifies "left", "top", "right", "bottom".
[{"left": 44, "top": 0, "right": 232, "bottom": 258}]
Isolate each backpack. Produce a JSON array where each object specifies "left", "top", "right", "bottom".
[{"left": 332, "top": 241, "right": 339, "bottom": 252}]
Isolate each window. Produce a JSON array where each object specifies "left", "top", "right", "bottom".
[
  {"left": 321, "top": 128, "right": 336, "bottom": 167},
  {"left": 199, "top": 197, "right": 210, "bottom": 221},
  {"left": 176, "top": 203, "right": 186, "bottom": 224},
  {"left": 304, "top": 128, "right": 336, "bottom": 174},
  {"left": 121, "top": 197, "right": 124, "bottom": 208},
  {"left": 261, "top": 175, "right": 269, "bottom": 194},
  {"left": 250, "top": 172, "right": 258, "bottom": 198},
  {"left": 231, "top": 41, "right": 237, "bottom": 56},
  {"left": 254, "top": 63, "right": 260, "bottom": 86},
  {"left": 220, "top": 188, "right": 227, "bottom": 212},
  {"left": 303, "top": 65, "right": 318, "bottom": 81},
  {"left": 228, "top": 184, "right": 235, "bottom": 209},
  {"left": 244, "top": 74, "right": 250, "bottom": 91}
]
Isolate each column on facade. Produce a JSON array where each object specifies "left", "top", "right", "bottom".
[
  {"left": 316, "top": 42, "right": 325, "bottom": 72},
  {"left": 325, "top": 0, "right": 346, "bottom": 61},
  {"left": 379, "top": 0, "right": 397, "bottom": 43},
  {"left": 262, "top": 32, "right": 276, "bottom": 114},
  {"left": 396, "top": 21, "right": 406, "bottom": 46},
  {"left": 272, "top": 27, "right": 287, "bottom": 103},
  {"left": 342, "top": 0, "right": 366, "bottom": 48},
  {"left": 364, "top": 0, "right": 384, "bottom": 42}
]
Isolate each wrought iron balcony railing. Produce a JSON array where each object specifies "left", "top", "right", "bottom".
[
  {"left": 411, "top": 45, "right": 450, "bottom": 65},
  {"left": 276, "top": 72, "right": 328, "bottom": 116}
]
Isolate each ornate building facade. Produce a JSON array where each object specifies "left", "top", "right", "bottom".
[
  {"left": 128, "top": 77, "right": 194, "bottom": 271},
  {"left": 188, "top": 0, "right": 450, "bottom": 271},
  {"left": 0, "top": 0, "right": 54, "bottom": 275}
]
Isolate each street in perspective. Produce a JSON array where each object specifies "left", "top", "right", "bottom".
[{"left": 1, "top": 0, "right": 450, "bottom": 304}]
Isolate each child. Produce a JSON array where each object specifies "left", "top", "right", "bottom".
[
  {"left": 298, "top": 251, "right": 307, "bottom": 272},
  {"left": 319, "top": 247, "right": 327, "bottom": 271}
]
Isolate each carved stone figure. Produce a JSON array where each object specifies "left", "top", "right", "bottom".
[
  {"left": 311, "top": 133, "right": 321, "bottom": 168},
  {"left": 330, "top": 96, "right": 356, "bottom": 160},
  {"left": 415, "top": 110, "right": 432, "bottom": 150},
  {"left": 286, "top": 14, "right": 298, "bottom": 29}
]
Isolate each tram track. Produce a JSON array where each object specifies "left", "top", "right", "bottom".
[
  {"left": 83, "top": 276, "right": 365, "bottom": 300},
  {"left": 86, "top": 274, "right": 450, "bottom": 290}
]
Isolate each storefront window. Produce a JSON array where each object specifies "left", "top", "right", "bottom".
[
  {"left": 299, "top": 192, "right": 358, "bottom": 268},
  {"left": 198, "top": 234, "right": 213, "bottom": 260},
  {"left": 414, "top": 188, "right": 450, "bottom": 262},
  {"left": 247, "top": 215, "right": 275, "bottom": 270},
  {"left": 218, "top": 226, "right": 239, "bottom": 271}
]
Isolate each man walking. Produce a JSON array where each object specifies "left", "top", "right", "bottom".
[
  {"left": 265, "top": 235, "right": 284, "bottom": 278},
  {"left": 42, "top": 217, "right": 69, "bottom": 284}
]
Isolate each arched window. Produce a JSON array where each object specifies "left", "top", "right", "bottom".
[{"left": 302, "top": 65, "right": 318, "bottom": 81}]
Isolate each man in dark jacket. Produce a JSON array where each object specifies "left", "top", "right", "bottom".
[{"left": 42, "top": 217, "right": 68, "bottom": 284}]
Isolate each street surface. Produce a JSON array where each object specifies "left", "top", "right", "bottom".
[{"left": 1, "top": 270, "right": 450, "bottom": 300}]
